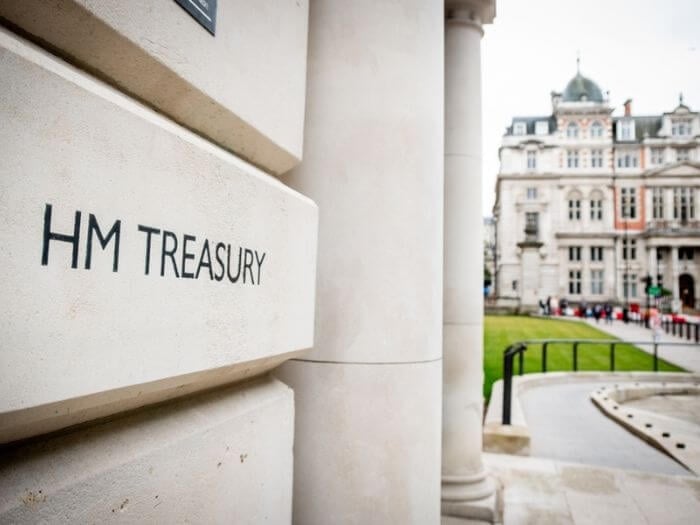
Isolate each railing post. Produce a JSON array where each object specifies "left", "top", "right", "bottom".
[
  {"left": 542, "top": 343, "right": 548, "bottom": 373},
  {"left": 573, "top": 342, "right": 579, "bottom": 372},
  {"left": 610, "top": 343, "right": 615, "bottom": 371},
  {"left": 653, "top": 343, "right": 658, "bottom": 372},
  {"left": 695, "top": 324, "right": 699, "bottom": 343},
  {"left": 502, "top": 346, "right": 514, "bottom": 425}
]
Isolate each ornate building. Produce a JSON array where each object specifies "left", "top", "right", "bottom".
[{"left": 494, "top": 68, "right": 700, "bottom": 312}]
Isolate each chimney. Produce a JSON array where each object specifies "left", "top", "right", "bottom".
[{"left": 623, "top": 98, "right": 632, "bottom": 117}]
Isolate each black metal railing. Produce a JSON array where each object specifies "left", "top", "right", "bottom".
[{"left": 501, "top": 338, "right": 699, "bottom": 425}]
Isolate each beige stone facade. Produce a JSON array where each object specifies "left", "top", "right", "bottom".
[
  {"left": 494, "top": 72, "right": 700, "bottom": 312},
  {"left": 0, "top": 1, "right": 496, "bottom": 523}
]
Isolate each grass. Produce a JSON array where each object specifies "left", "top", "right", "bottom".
[{"left": 483, "top": 315, "right": 685, "bottom": 401}]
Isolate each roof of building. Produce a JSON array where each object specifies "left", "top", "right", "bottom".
[
  {"left": 562, "top": 72, "right": 604, "bottom": 103},
  {"left": 506, "top": 115, "right": 557, "bottom": 136},
  {"left": 611, "top": 115, "right": 663, "bottom": 143}
]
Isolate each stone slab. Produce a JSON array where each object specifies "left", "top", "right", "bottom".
[
  {"left": 0, "top": 29, "right": 318, "bottom": 442},
  {"left": 1, "top": 0, "right": 309, "bottom": 174},
  {"left": 0, "top": 376, "right": 294, "bottom": 524}
]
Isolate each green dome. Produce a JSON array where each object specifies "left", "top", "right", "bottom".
[{"left": 562, "top": 73, "right": 604, "bottom": 102}]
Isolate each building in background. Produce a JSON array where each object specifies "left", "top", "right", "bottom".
[{"left": 494, "top": 67, "right": 700, "bottom": 312}]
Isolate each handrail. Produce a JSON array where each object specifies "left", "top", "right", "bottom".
[{"left": 500, "top": 338, "right": 699, "bottom": 425}]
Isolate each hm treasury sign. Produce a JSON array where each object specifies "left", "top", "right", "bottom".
[{"left": 0, "top": 30, "right": 317, "bottom": 443}]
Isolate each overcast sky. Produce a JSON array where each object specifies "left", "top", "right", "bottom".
[{"left": 481, "top": 0, "right": 700, "bottom": 215}]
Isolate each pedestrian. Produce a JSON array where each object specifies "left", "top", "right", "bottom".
[
  {"left": 546, "top": 296, "right": 552, "bottom": 316},
  {"left": 604, "top": 303, "right": 613, "bottom": 324},
  {"left": 594, "top": 304, "right": 602, "bottom": 323}
]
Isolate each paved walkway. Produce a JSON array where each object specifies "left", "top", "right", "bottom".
[
  {"left": 520, "top": 381, "right": 690, "bottom": 475},
  {"left": 583, "top": 318, "right": 700, "bottom": 372},
  {"left": 484, "top": 453, "right": 700, "bottom": 525}
]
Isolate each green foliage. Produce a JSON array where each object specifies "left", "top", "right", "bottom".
[{"left": 483, "top": 315, "right": 684, "bottom": 401}]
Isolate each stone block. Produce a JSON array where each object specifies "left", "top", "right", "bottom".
[
  {"left": 0, "top": 376, "right": 294, "bottom": 524},
  {"left": 0, "top": 0, "right": 309, "bottom": 174},
  {"left": 0, "top": 28, "right": 317, "bottom": 443}
]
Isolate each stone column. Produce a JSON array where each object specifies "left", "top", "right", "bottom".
[
  {"left": 671, "top": 246, "right": 680, "bottom": 304},
  {"left": 442, "top": 1, "right": 497, "bottom": 521},
  {"left": 276, "top": 1, "right": 444, "bottom": 523},
  {"left": 648, "top": 246, "right": 657, "bottom": 284}
]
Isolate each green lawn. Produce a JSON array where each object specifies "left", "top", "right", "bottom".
[{"left": 483, "top": 315, "right": 685, "bottom": 400}]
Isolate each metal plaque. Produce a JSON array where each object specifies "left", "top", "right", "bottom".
[{"left": 174, "top": 0, "right": 217, "bottom": 35}]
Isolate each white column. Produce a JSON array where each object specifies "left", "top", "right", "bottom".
[
  {"left": 671, "top": 246, "right": 680, "bottom": 302},
  {"left": 648, "top": 246, "right": 657, "bottom": 284},
  {"left": 442, "top": 1, "right": 497, "bottom": 521},
  {"left": 276, "top": 2, "right": 444, "bottom": 523}
]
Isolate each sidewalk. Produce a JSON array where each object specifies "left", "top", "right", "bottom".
[{"left": 583, "top": 318, "right": 700, "bottom": 372}]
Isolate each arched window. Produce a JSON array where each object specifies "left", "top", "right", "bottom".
[
  {"left": 567, "top": 122, "right": 579, "bottom": 138},
  {"left": 590, "top": 121, "right": 603, "bottom": 138},
  {"left": 589, "top": 189, "right": 604, "bottom": 220},
  {"left": 568, "top": 190, "right": 582, "bottom": 220}
]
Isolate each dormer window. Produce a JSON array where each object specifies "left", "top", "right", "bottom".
[
  {"left": 535, "top": 121, "right": 549, "bottom": 135},
  {"left": 590, "top": 121, "right": 603, "bottom": 138},
  {"left": 513, "top": 122, "right": 527, "bottom": 135},
  {"left": 567, "top": 122, "right": 579, "bottom": 138},
  {"left": 617, "top": 120, "right": 635, "bottom": 141},
  {"left": 671, "top": 119, "right": 691, "bottom": 137}
]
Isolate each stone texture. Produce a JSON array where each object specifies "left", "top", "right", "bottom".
[
  {"left": 0, "top": 28, "right": 317, "bottom": 442},
  {"left": 275, "top": 359, "right": 442, "bottom": 525},
  {"left": 0, "top": 376, "right": 294, "bottom": 524},
  {"left": 0, "top": 0, "right": 309, "bottom": 174}
]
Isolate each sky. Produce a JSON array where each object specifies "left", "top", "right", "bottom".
[{"left": 481, "top": 0, "right": 700, "bottom": 216}]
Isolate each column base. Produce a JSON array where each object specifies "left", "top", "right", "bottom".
[{"left": 442, "top": 471, "right": 501, "bottom": 523}]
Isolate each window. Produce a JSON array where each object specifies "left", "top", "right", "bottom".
[
  {"left": 671, "top": 119, "right": 691, "bottom": 137},
  {"left": 568, "top": 246, "right": 582, "bottom": 261},
  {"left": 673, "top": 187, "right": 695, "bottom": 221},
  {"left": 676, "top": 149, "right": 690, "bottom": 162},
  {"left": 525, "top": 212, "right": 539, "bottom": 241},
  {"left": 590, "top": 246, "right": 603, "bottom": 261},
  {"left": 620, "top": 187, "right": 637, "bottom": 219},
  {"left": 590, "top": 198, "right": 603, "bottom": 220},
  {"left": 616, "top": 152, "right": 638, "bottom": 168},
  {"left": 568, "top": 198, "right": 581, "bottom": 220},
  {"left": 590, "top": 121, "right": 603, "bottom": 138},
  {"left": 591, "top": 270, "right": 604, "bottom": 295},
  {"left": 535, "top": 121, "right": 549, "bottom": 135},
  {"left": 527, "top": 151, "right": 537, "bottom": 170},
  {"left": 567, "top": 150, "right": 579, "bottom": 168},
  {"left": 591, "top": 149, "right": 603, "bottom": 168},
  {"left": 623, "top": 273, "right": 638, "bottom": 298},
  {"left": 568, "top": 270, "right": 582, "bottom": 295},
  {"left": 512, "top": 280, "right": 518, "bottom": 291},
  {"left": 651, "top": 148, "right": 664, "bottom": 165},
  {"left": 567, "top": 122, "right": 579, "bottom": 138},
  {"left": 622, "top": 238, "right": 637, "bottom": 260},
  {"left": 513, "top": 122, "right": 526, "bottom": 135},
  {"left": 679, "top": 247, "right": 694, "bottom": 260},
  {"left": 618, "top": 120, "right": 634, "bottom": 141},
  {"left": 652, "top": 188, "right": 664, "bottom": 219},
  {"left": 526, "top": 187, "right": 537, "bottom": 199}
]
